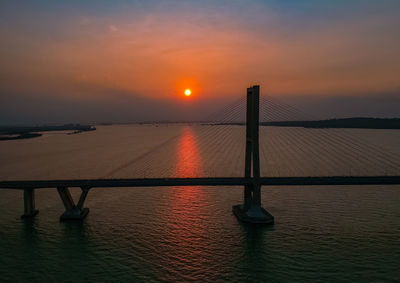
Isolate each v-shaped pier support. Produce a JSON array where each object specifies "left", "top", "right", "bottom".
[
  {"left": 57, "top": 186, "right": 90, "bottom": 221},
  {"left": 233, "top": 85, "right": 274, "bottom": 224}
]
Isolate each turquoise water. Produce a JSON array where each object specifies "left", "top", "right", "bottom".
[{"left": 0, "top": 125, "right": 399, "bottom": 282}]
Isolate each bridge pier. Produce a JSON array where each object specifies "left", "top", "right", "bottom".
[
  {"left": 57, "top": 186, "right": 90, "bottom": 221},
  {"left": 21, "top": 189, "right": 39, "bottom": 218},
  {"left": 233, "top": 85, "right": 274, "bottom": 225}
]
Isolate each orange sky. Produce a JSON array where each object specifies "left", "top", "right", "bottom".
[
  {"left": 1, "top": 1, "right": 400, "bottom": 102},
  {"left": 0, "top": 1, "right": 399, "bottom": 124}
]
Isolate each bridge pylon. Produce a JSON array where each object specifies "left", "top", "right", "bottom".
[{"left": 233, "top": 85, "right": 274, "bottom": 225}]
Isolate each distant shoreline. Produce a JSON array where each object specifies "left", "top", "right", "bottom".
[
  {"left": 0, "top": 124, "right": 96, "bottom": 141},
  {"left": 1, "top": 118, "right": 398, "bottom": 141},
  {"left": 207, "top": 117, "right": 400, "bottom": 129},
  {"left": 260, "top": 117, "right": 400, "bottom": 129}
]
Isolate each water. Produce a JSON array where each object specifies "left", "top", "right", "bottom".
[{"left": 1, "top": 125, "right": 399, "bottom": 282}]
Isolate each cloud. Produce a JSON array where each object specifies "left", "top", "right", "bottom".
[
  {"left": 0, "top": 0, "right": 399, "bottom": 123},
  {"left": 109, "top": 25, "right": 118, "bottom": 32}
]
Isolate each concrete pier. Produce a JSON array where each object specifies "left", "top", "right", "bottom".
[
  {"left": 233, "top": 204, "right": 274, "bottom": 224},
  {"left": 57, "top": 186, "right": 90, "bottom": 221},
  {"left": 21, "top": 189, "right": 39, "bottom": 218}
]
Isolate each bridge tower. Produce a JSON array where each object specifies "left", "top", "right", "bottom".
[{"left": 233, "top": 85, "right": 274, "bottom": 224}]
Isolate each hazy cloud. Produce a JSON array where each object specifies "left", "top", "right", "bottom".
[{"left": 0, "top": 0, "right": 399, "bottom": 123}]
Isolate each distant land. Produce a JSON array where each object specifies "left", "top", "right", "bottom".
[
  {"left": 101, "top": 118, "right": 400, "bottom": 129},
  {"left": 260, "top": 117, "right": 400, "bottom": 129},
  {"left": 207, "top": 117, "right": 400, "bottom": 129},
  {"left": 0, "top": 124, "right": 96, "bottom": 140}
]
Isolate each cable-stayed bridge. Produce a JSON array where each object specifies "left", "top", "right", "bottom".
[{"left": 0, "top": 86, "right": 399, "bottom": 224}]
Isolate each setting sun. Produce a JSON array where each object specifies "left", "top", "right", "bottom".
[{"left": 184, "top": 89, "right": 192, "bottom": 96}]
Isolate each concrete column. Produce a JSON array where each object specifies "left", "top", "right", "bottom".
[
  {"left": 21, "top": 189, "right": 39, "bottom": 218},
  {"left": 77, "top": 187, "right": 89, "bottom": 210},
  {"left": 244, "top": 87, "right": 253, "bottom": 209},
  {"left": 251, "top": 86, "right": 261, "bottom": 207},
  {"left": 57, "top": 186, "right": 75, "bottom": 211}
]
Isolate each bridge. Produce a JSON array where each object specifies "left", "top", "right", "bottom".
[{"left": 0, "top": 86, "right": 399, "bottom": 224}]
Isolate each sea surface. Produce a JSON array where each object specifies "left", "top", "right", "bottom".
[{"left": 0, "top": 125, "right": 399, "bottom": 282}]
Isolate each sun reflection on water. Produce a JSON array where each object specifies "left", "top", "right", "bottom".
[
  {"left": 159, "top": 126, "right": 214, "bottom": 278},
  {"left": 173, "top": 126, "right": 203, "bottom": 178}
]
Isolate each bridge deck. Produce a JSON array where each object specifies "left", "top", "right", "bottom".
[{"left": 0, "top": 176, "right": 399, "bottom": 190}]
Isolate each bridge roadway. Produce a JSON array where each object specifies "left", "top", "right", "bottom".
[{"left": 1, "top": 176, "right": 400, "bottom": 190}]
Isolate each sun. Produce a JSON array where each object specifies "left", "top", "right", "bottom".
[{"left": 184, "top": 89, "right": 191, "bottom": 96}]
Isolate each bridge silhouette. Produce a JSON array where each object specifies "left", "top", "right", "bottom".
[{"left": 0, "top": 85, "right": 399, "bottom": 224}]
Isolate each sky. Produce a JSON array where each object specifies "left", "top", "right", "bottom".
[{"left": 0, "top": 0, "right": 399, "bottom": 124}]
